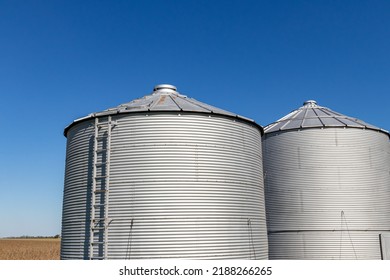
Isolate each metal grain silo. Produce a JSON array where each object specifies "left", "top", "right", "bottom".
[
  {"left": 263, "top": 100, "right": 390, "bottom": 259},
  {"left": 61, "top": 84, "right": 268, "bottom": 259}
]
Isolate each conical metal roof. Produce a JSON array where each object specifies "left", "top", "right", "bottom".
[
  {"left": 65, "top": 84, "right": 261, "bottom": 135},
  {"left": 264, "top": 100, "right": 389, "bottom": 135},
  {"left": 100, "top": 84, "right": 247, "bottom": 117}
]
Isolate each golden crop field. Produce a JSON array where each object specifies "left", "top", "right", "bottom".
[{"left": 0, "top": 239, "right": 61, "bottom": 260}]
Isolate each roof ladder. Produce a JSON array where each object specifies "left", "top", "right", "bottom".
[{"left": 89, "top": 116, "right": 116, "bottom": 260}]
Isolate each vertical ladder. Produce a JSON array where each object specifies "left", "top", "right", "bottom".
[{"left": 89, "top": 116, "right": 115, "bottom": 260}]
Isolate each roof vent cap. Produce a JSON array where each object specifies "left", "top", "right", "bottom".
[
  {"left": 303, "top": 100, "right": 317, "bottom": 106},
  {"left": 154, "top": 84, "right": 177, "bottom": 92}
]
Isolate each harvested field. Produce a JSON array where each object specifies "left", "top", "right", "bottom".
[{"left": 0, "top": 239, "right": 60, "bottom": 260}]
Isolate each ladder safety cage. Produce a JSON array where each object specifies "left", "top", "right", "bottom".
[{"left": 89, "top": 116, "right": 116, "bottom": 260}]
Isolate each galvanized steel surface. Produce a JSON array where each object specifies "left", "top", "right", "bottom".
[
  {"left": 61, "top": 86, "right": 267, "bottom": 259},
  {"left": 263, "top": 127, "right": 390, "bottom": 259},
  {"left": 380, "top": 233, "right": 390, "bottom": 259},
  {"left": 265, "top": 100, "right": 388, "bottom": 134},
  {"left": 64, "top": 84, "right": 259, "bottom": 135},
  {"left": 61, "top": 121, "right": 94, "bottom": 259},
  {"left": 268, "top": 231, "right": 386, "bottom": 259}
]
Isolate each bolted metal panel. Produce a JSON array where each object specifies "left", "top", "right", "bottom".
[
  {"left": 263, "top": 122, "right": 390, "bottom": 259},
  {"left": 61, "top": 85, "right": 267, "bottom": 259},
  {"left": 107, "top": 113, "right": 266, "bottom": 259},
  {"left": 268, "top": 231, "right": 385, "bottom": 259}
]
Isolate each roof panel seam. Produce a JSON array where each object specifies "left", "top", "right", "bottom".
[{"left": 168, "top": 95, "right": 182, "bottom": 111}]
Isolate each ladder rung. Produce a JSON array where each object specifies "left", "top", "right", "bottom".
[
  {"left": 93, "top": 204, "right": 106, "bottom": 207},
  {"left": 94, "top": 189, "right": 107, "bottom": 193},
  {"left": 97, "top": 120, "right": 117, "bottom": 125},
  {"left": 96, "top": 121, "right": 117, "bottom": 127},
  {"left": 89, "top": 116, "right": 112, "bottom": 261},
  {"left": 97, "top": 121, "right": 109, "bottom": 126},
  {"left": 94, "top": 175, "right": 108, "bottom": 179}
]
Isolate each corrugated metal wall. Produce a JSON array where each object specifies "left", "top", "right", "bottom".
[
  {"left": 61, "top": 112, "right": 268, "bottom": 259},
  {"left": 263, "top": 128, "right": 390, "bottom": 259},
  {"left": 61, "top": 121, "right": 94, "bottom": 259},
  {"left": 268, "top": 231, "right": 386, "bottom": 259}
]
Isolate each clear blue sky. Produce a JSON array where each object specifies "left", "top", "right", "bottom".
[{"left": 0, "top": 0, "right": 389, "bottom": 237}]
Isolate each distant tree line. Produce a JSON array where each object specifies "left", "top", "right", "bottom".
[{"left": 5, "top": 234, "right": 60, "bottom": 239}]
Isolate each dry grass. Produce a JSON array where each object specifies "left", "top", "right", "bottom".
[{"left": 0, "top": 239, "right": 61, "bottom": 260}]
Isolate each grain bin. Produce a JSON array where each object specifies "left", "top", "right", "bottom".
[
  {"left": 263, "top": 100, "right": 390, "bottom": 259},
  {"left": 61, "top": 84, "right": 268, "bottom": 259}
]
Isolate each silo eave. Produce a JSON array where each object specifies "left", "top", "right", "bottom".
[
  {"left": 264, "top": 125, "right": 389, "bottom": 138},
  {"left": 64, "top": 110, "right": 264, "bottom": 137}
]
